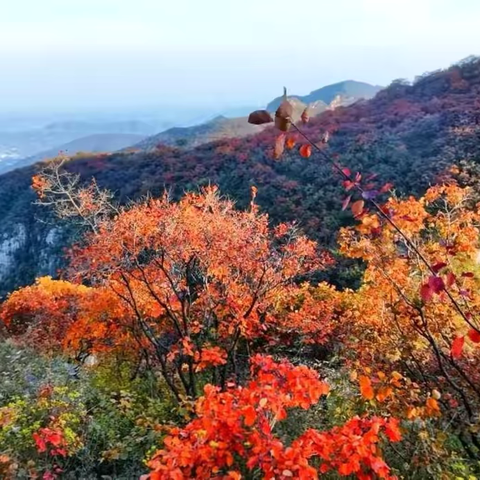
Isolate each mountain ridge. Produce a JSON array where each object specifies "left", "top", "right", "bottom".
[
  {"left": 266, "top": 80, "right": 382, "bottom": 112},
  {"left": 131, "top": 80, "right": 381, "bottom": 152},
  {"left": 1, "top": 57, "right": 480, "bottom": 297}
]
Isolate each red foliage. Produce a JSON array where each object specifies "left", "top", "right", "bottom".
[{"left": 146, "top": 355, "right": 400, "bottom": 480}]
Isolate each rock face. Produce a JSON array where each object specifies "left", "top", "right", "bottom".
[
  {"left": 0, "top": 221, "right": 69, "bottom": 299},
  {"left": 0, "top": 165, "right": 74, "bottom": 299},
  {"left": 0, "top": 224, "right": 27, "bottom": 281}
]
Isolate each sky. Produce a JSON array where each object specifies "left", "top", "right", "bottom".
[{"left": 1, "top": 0, "right": 480, "bottom": 112}]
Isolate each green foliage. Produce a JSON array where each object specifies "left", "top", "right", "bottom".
[{"left": 0, "top": 342, "right": 176, "bottom": 479}]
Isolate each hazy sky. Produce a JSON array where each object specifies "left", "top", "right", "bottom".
[{"left": 1, "top": 0, "right": 480, "bottom": 111}]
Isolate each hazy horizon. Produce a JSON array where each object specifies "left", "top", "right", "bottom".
[{"left": 1, "top": 0, "right": 480, "bottom": 111}]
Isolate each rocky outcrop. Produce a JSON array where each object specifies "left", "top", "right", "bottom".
[
  {"left": 0, "top": 217, "right": 70, "bottom": 299},
  {"left": 0, "top": 224, "right": 27, "bottom": 282}
]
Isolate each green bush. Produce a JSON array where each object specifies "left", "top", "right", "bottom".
[{"left": 0, "top": 341, "right": 176, "bottom": 479}]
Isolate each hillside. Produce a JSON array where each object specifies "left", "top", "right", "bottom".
[
  {"left": 1, "top": 133, "right": 146, "bottom": 175},
  {"left": 1, "top": 57, "right": 480, "bottom": 297},
  {"left": 132, "top": 81, "right": 381, "bottom": 152},
  {"left": 132, "top": 115, "right": 265, "bottom": 150}
]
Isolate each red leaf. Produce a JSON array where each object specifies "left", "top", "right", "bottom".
[
  {"left": 48, "top": 432, "right": 63, "bottom": 447},
  {"left": 380, "top": 183, "right": 394, "bottom": 193},
  {"left": 428, "top": 275, "right": 445, "bottom": 294},
  {"left": 299, "top": 144, "right": 312, "bottom": 158},
  {"left": 33, "top": 433, "right": 47, "bottom": 453},
  {"left": 432, "top": 262, "right": 447, "bottom": 274},
  {"left": 451, "top": 336, "right": 465, "bottom": 359},
  {"left": 342, "top": 195, "right": 352, "bottom": 211},
  {"left": 351, "top": 200, "right": 365, "bottom": 217},
  {"left": 384, "top": 418, "right": 402, "bottom": 442},
  {"left": 355, "top": 172, "right": 362, "bottom": 182},
  {"left": 243, "top": 405, "right": 257, "bottom": 427},
  {"left": 462, "top": 272, "right": 475, "bottom": 278},
  {"left": 343, "top": 180, "right": 355, "bottom": 191},
  {"left": 274, "top": 134, "right": 286, "bottom": 159},
  {"left": 420, "top": 284, "right": 433, "bottom": 303},
  {"left": 342, "top": 167, "right": 351, "bottom": 177},
  {"left": 379, "top": 205, "right": 390, "bottom": 215},
  {"left": 446, "top": 272, "right": 456, "bottom": 287},
  {"left": 468, "top": 329, "right": 480, "bottom": 343}
]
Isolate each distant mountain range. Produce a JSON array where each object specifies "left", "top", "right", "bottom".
[
  {"left": 131, "top": 80, "right": 382, "bottom": 152},
  {"left": 0, "top": 133, "right": 146, "bottom": 175},
  {"left": 0, "top": 120, "right": 156, "bottom": 173}
]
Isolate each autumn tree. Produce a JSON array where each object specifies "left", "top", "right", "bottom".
[
  {"left": 32, "top": 156, "right": 117, "bottom": 233},
  {"left": 338, "top": 183, "right": 480, "bottom": 459},
  {"left": 0, "top": 167, "right": 338, "bottom": 402},
  {"left": 67, "top": 185, "right": 334, "bottom": 399},
  {"left": 0, "top": 276, "right": 129, "bottom": 360}
]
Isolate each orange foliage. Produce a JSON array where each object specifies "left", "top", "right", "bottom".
[
  {"left": 339, "top": 183, "right": 480, "bottom": 426},
  {"left": 0, "top": 276, "right": 131, "bottom": 356}
]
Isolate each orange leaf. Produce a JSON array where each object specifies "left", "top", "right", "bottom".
[
  {"left": 285, "top": 136, "right": 296, "bottom": 150},
  {"left": 376, "top": 386, "right": 393, "bottom": 403},
  {"left": 227, "top": 472, "right": 242, "bottom": 480},
  {"left": 299, "top": 144, "right": 312, "bottom": 158},
  {"left": 467, "top": 328, "right": 480, "bottom": 343},
  {"left": 451, "top": 336, "right": 465, "bottom": 359},
  {"left": 426, "top": 397, "right": 440, "bottom": 413},
  {"left": 351, "top": 200, "right": 365, "bottom": 218},
  {"left": 359, "top": 375, "right": 374, "bottom": 400},
  {"left": 274, "top": 134, "right": 286, "bottom": 159},
  {"left": 406, "top": 406, "right": 418, "bottom": 419}
]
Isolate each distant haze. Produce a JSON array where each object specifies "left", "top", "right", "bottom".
[{"left": 1, "top": 0, "right": 480, "bottom": 111}]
